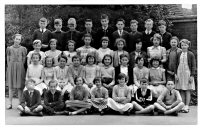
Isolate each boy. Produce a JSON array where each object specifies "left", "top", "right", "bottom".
[
  {"left": 51, "top": 18, "right": 66, "bottom": 51},
  {"left": 112, "top": 18, "right": 129, "bottom": 50},
  {"left": 81, "top": 19, "right": 97, "bottom": 49},
  {"left": 32, "top": 17, "right": 52, "bottom": 52},
  {"left": 158, "top": 20, "right": 172, "bottom": 50},
  {"left": 142, "top": 19, "right": 156, "bottom": 52},
  {"left": 154, "top": 81, "right": 184, "bottom": 116},
  {"left": 129, "top": 38, "right": 148, "bottom": 68},
  {"left": 128, "top": 20, "right": 143, "bottom": 52},
  {"left": 43, "top": 80, "right": 66, "bottom": 115},
  {"left": 17, "top": 79, "right": 43, "bottom": 116},
  {"left": 96, "top": 14, "right": 114, "bottom": 49},
  {"left": 65, "top": 18, "right": 82, "bottom": 49}
]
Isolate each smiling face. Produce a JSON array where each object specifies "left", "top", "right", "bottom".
[
  {"left": 46, "top": 57, "right": 53, "bottom": 67},
  {"left": 170, "top": 39, "right": 178, "bottom": 48},
  {"left": 116, "top": 21, "right": 124, "bottom": 30},
  {"left": 152, "top": 60, "right": 160, "bottom": 68},
  {"left": 13, "top": 35, "right": 22, "bottom": 46},
  {"left": 181, "top": 42, "right": 189, "bottom": 51},
  {"left": 49, "top": 82, "right": 57, "bottom": 92},
  {"left": 75, "top": 77, "right": 83, "bottom": 86},
  {"left": 118, "top": 77, "right": 126, "bottom": 85},
  {"left": 104, "top": 56, "right": 112, "bottom": 66},
  {"left": 102, "top": 40, "right": 109, "bottom": 48},
  {"left": 73, "top": 58, "right": 81, "bottom": 67},
  {"left": 121, "top": 56, "right": 129, "bottom": 66},
  {"left": 95, "top": 80, "right": 102, "bottom": 88},
  {"left": 137, "top": 58, "right": 144, "bottom": 67},
  {"left": 59, "top": 57, "right": 67, "bottom": 68},
  {"left": 88, "top": 56, "right": 95, "bottom": 65}
]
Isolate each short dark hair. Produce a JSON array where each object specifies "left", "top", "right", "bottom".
[
  {"left": 100, "top": 36, "right": 110, "bottom": 44},
  {"left": 58, "top": 55, "right": 68, "bottom": 62},
  {"left": 86, "top": 53, "right": 96, "bottom": 64},
  {"left": 135, "top": 56, "right": 144, "bottom": 64},
  {"left": 150, "top": 57, "right": 161, "bottom": 66},
  {"left": 93, "top": 77, "right": 102, "bottom": 84},
  {"left": 82, "top": 33, "right": 93, "bottom": 41},
  {"left": 72, "top": 55, "right": 81, "bottom": 62},
  {"left": 117, "top": 73, "right": 127, "bottom": 82},
  {"left": 158, "top": 20, "right": 167, "bottom": 26},
  {"left": 74, "top": 76, "right": 85, "bottom": 85},
  {"left": 116, "top": 18, "right": 125, "bottom": 24},
  {"left": 85, "top": 19, "right": 92, "bottom": 23},
  {"left": 140, "top": 78, "right": 148, "bottom": 84},
  {"left": 102, "top": 54, "right": 113, "bottom": 65},
  {"left": 120, "top": 53, "right": 129, "bottom": 60},
  {"left": 31, "top": 52, "right": 41, "bottom": 60},
  {"left": 135, "top": 38, "right": 142, "bottom": 44},
  {"left": 101, "top": 14, "right": 109, "bottom": 20},
  {"left": 49, "top": 79, "right": 58, "bottom": 87}
]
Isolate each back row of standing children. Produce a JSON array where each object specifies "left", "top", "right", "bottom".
[{"left": 6, "top": 14, "right": 196, "bottom": 116}]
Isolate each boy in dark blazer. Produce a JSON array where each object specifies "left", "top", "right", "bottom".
[
  {"left": 112, "top": 18, "right": 129, "bottom": 50},
  {"left": 17, "top": 79, "right": 43, "bottom": 116},
  {"left": 43, "top": 80, "right": 66, "bottom": 115},
  {"left": 32, "top": 17, "right": 52, "bottom": 52},
  {"left": 96, "top": 14, "right": 114, "bottom": 49}
]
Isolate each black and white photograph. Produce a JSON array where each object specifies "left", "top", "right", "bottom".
[{"left": 3, "top": 0, "right": 198, "bottom": 126}]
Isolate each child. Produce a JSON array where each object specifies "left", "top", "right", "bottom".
[
  {"left": 42, "top": 56, "right": 56, "bottom": 89},
  {"left": 17, "top": 79, "right": 43, "bottom": 116},
  {"left": 154, "top": 80, "right": 184, "bottom": 116},
  {"left": 76, "top": 33, "right": 97, "bottom": 65},
  {"left": 65, "top": 18, "right": 82, "bottom": 49},
  {"left": 129, "top": 38, "right": 148, "bottom": 68},
  {"left": 81, "top": 19, "right": 97, "bottom": 49},
  {"left": 90, "top": 77, "right": 109, "bottom": 115},
  {"left": 112, "top": 18, "right": 129, "bottom": 50},
  {"left": 67, "top": 55, "right": 85, "bottom": 87},
  {"left": 51, "top": 18, "right": 66, "bottom": 51},
  {"left": 83, "top": 53, "right": 100, "bottom": 90},
  {"left": 63, "top": 40, "right": 77, "bottom": 66},
  {"left": 132, "top": 78, "right": 155, "bottom": 115},
  {"left": 115, "top": 54, "right": 133, "bottom": 87},
  {"left": 127, "top": 20, "right": 143, "bottom": 53},
  {"left": 107, "top": 73, "right": 133, "bottom": 115},
  {"left": 149, "top": 57, "right": 166, "bottom": 100},
  {"left": 54, "top": 55, "right": 73, "bottom": 101},
  {"left": 113, "top": 38, "right": 129, "bottom": 67},
  {"left": 100, "top": 54, "right": 115, "bottom": 97},
  {"left": 6, "top": 34, "right": 27, "bottom": 109},
  {"left": 65, "top": 77, "right": 92, "bottom": 115},
  {"left": 166, "top": 36, "right": 182, "bottom": 81},
  {"left": 133, "top": 56, "right": 149, "bottom": 91},
  {"left": 45, "top": 39, "right": 62, "bottom": 66},
  {"left": 96, "top": 14, "right": 114, "bottom": 49},
  {"left": 27, "top": 39, "right": 46, "bottom": 66},
  {"left": 43, "top": 80, "right": 66, "bottom": 115},
  {"left": 142, "top": 19, "right": 156, "bottom": 52},
  {"left": 25, "top": 52, "right": 47, "bottom": 95},
  {"left": 32, "top": 17, "right": 52, "bottom": 52},
  {"left": 158, "top": 20, "right": 172, "bottom": 50},
  {"left": 97, "top": 36, "right": 113, "bottom": 66},
  {"left": 175, "top": 39, "right": 196, "bottom": 113},
  {"left": 147, "top": 33, "right": 167, "bottom": 67}
]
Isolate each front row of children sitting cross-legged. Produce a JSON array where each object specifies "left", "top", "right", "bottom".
[{"left": 17, "top": 73, "right": 184, "bottom": 116}]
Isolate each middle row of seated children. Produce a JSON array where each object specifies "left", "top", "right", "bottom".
[{"left": 17, "top": 75, "right": 184, "bottom": 116}]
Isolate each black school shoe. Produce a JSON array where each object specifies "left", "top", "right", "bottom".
[{"left": 171, "top": 111, "right": 178, "bottom": 116}]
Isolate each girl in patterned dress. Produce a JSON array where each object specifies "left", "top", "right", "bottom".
[
  {"left": 90, "top": 77, "right": 108, "bottom": 115},
  {"left": 6, "top": 34, "right": 27, "bottom": 109},
  {"left": 65, "top": 77, "right": 92, "bottom": 115},
  {"left": 63, "top": 40, "right": 77, "bottom": 66},
  {"left": 97, "top": 36, "right": 113, "bottom": 66},
  {"left": 107, "top": 73, "right": 133, "bottom": 115},
  {"left": 83, "top": 53, "right": 100, "bottom": 90},
  {"left": 175, "top": 39, "right": 196, "bottom": 113},
  {"left": 100, "top": 54, "right": 115, "bottom": 97},
  {"left": 45, "top": 39, "right": 61, "bottom": 66}
]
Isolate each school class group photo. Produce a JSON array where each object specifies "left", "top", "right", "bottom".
[{"left": 6, "top": 12, "right": 196, "bottom": 118}]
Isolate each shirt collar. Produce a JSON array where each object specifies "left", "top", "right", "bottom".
[
  {"left": 151, "top": 67, "right": 160, "bottom": 70},
  {"left": 152, "top": 46, "right": 160, "bottom": 49},
  {"left": 145, "top": 29, "right": 152, "bottom": 34},
  {"left": 118, "top": 30, "right": 123, "bottom": 35},
  {"left": 40, "top": 28, "right": 46, "bottom": 32},
  {"left": 102, "top": 26, "right": 108, "bottom": 30}
]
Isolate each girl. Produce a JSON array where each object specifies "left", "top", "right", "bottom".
[
  {"left": 76, "top": 33, "right": 97, "bottom": 65},
  {"left": 154, "top": 81, "right": 184, "bottom": 116},
  {"left": 97, "top": 36, "right": 113, "bottom": 66},
  {"left": 113, "top": 38, "right": 129, "bottom": 67},
  {"left": 132, "top": 78, "right": 155, "bottom": 115},
  {"left": 175, "top": 39, "right": 196, "bottom": 113},
  {"left": 107, "top": 73, "right": 133, "bottom": 115},
  {"left": 129, "top": 38, "right": 148, "bottom": 68},
  {"left": 42, "top": 56, "right": 57, "bottom": 89},
  {"left": 149, "top": 57, "right": 166, "bottom": 100},
  {"left": 25, "top": 52, "right": 47, "bottom": 95},
  {"left": 65, "top": 77, "right": 92, "bottom": 115},
  {"left": 147, "top": 33, "right": 166, "bottom": 67},
  {"left": 45, "top": 39, "right": 62, "bottom": 66},
  {"left": 166, "top": 36, "right": 182, "bottom": 81},
  {"left": 63, "top": 40, "right": 77, "bottom": 66},
  {"left": 6, "top": 34, "right": 27, "bottom": 109},
  {"left": 90, "top": 77, "right": 109, "bottom": 115},
  {"left": 27, "top": 40, "right": 46, "bottom": 66},
  {"left": 100, "top": 54, "right": 115, "bottom": 97},
  {"left": 83, "top": 53, "right": 100, "bottom": 90},
  {"left": 54, "top": 55, "right": 73, "bottom": 101}
]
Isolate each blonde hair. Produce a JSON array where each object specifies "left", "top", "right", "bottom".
[
  {"left": 115, "top": 38, "right": 126, "bottom": 47},
  {"left": 151, "top": 33, "right": 162, "bottom": 44},
  {"left": 179, "top": 39, "right": 191, "bottom": 47}
]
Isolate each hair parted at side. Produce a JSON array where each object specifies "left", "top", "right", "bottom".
[
  {"left": 102, "top": 54, "right": 113, "bottom": 65},
  {"left": 93, "top": 77, "right": 102, "bottom": 84}
]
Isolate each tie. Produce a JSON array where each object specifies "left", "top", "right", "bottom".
[
  {"left": 169, "top": 91, "right": 172, "bottom": 96},
  {"left": 41, "top": 29, "right": 44, "bottom": 33},
  {"left": 120, "top": 30, "right": 122, "bottom": 36},
  {"left": 30, "top": 92, "right": 33, "bottom": 98}
]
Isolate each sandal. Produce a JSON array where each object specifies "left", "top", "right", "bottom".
[{"left": 7, "top": 104, "right": 12, "bottom": 110}]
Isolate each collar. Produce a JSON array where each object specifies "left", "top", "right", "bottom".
[
  {"left": 55, "top": 30, "right": 63, "bottom": 33},
  {"left": 160, "top": 31, "right": 166, "bottom": 35},
  {"left": 102, "top": 26, "right": 108, "bottom": 30},
  {"left": 40, "top": 28, "right": 46, "bottom": 32},
  {"left": 152, "top": 46, "right": 160, "bottom": 49},
  {"left": 120, "top": 65, "right": 128, "bottom": 68},
  {"left": 118, "top": 30, "right": 123, "bottom": 35},
  {"left": 28, "top": 90, "right": 34, "bottom": 93},
  {"left": 145, "top": 29, "right": 152, "bottom": 34},
  {"left": 131, "top": 31, "right": 137, "bottom": 34},
  {"left": 151, "top": 67, "right": 160, "bottom": 70},
  {"left": 84, "top": 45, "right": 91, "bottom": 49}
]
